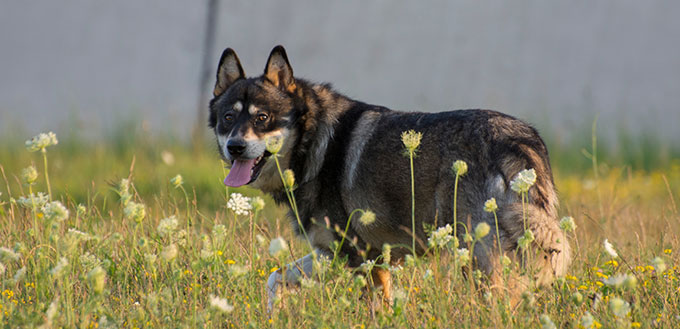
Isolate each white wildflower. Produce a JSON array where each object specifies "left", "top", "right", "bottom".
[
  {"left": 79, "top": 253, "right": 100, "bottom": 271},
  {"left": 87, "top": 266, "right": 107, "bottom": 294},
  {"left": 228, "top": 264, "right": 248, "bottom": 278},
  {"left": 609, "top": 297, "right": 630, "bottom": 317},
  {"left": 539, "top": 314, "right": 557, "bottom": 329},
  {"left": 603, "top": 239, "right": 618, "bottom": 258},
  {"left": 144, "top": 253, "right": 157, "bottom": 265},
  {"left": 250, "top": 196, "right": 265, "bottom": 212},
  {"left": 603, "top": 273, "right": 628, "bottom": 289},
  {"left": 157, "top": 216, "right": 179, "bottom": 237},
  {"left": 67, "top": 228, "right": 94, "bottom": 241},
  {"left": 170, "top": 174, "right": 183, "bottom": 188},
  {"left": 359, "top": 210, "right": 376, "bottom": 225},
  {"left": 209, "top": 295, "right": 234, "bottom": 313},
  {"left": 227, "top": 193, "right": 252, "bottom": 216},
  {"left": 510, "top": 168, "right": 537, "bottom": 193},
  {"left": 13, "top": 266, "right": 27, "bottom": 283},
  {"left": 50, "top": 257, "right": 69, "bottom": 277},
  {"left": 652, "top": 257, "right": 666, "bottom": 273},
  {"left": 265, "top": 136, "right": 284, "bottom": 154},
  {"left": 428, "top": 224, "right": 453, "bottom": 248},
  {"left": 25, "top": 132, "right": 58, "bottom": 152},
  {"left": 212, "top": 224, "right": 227, "bottom": 245},
  {"left": 401, "top": 130, "right": 422, "bottom": 153},
  {"left": 21, "top": 166, "right": 38, "bottom": 185},
  {"left": 118, "top": 178, "right": 132, "bottom": 205},
  {"left": 559, "top": 216, "right": 577, "bottom": 232},
  {"left": 124, "top": 201, "right": 146, "bottom": 223},
  {"left": 452, "top": 160, "right": 468, "bottom": 176},
  {"left": 483, "top": 197, "right": 498, "bottom": 213},
  {"left": 0, "top": 247, "right": 20, "bottom": 262},
  {"left": 456, "top": 248, "right": 470, "bottom": 264},
  {"left": 269, "top": 237, "right": 289, "bottom": 257},
  {"left": 16, "top": 192, "right": 49, "bottom": 208},
  {"left": 160, "top": 244, "right": 178, "bottom": 262},
  {"left": 580, "top": 312, "right": 595, "bottom": 328},
  {"left": 45, "top": 297, "right": 59, "bottom": 324},
  {"left": 42, "top": 201, "right": 69, "bottom": 222}
]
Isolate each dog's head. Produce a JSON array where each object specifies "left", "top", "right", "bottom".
[{"left": 209, "top": 46, "right": 298, "bottom": 190}]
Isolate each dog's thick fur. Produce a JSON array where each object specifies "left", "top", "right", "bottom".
[{"left": 209, "top": 46, "right": 571, "bottom": 306}]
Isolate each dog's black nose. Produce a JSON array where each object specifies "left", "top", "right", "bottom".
[{"left": 227, "top": 139, "right": 246, "bottom": 157}]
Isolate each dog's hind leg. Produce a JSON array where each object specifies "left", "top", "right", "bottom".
[{"left": 266, "top": 250, "right": 321, "bottom": 312}]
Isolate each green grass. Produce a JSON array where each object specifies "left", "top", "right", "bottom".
[{"left": 0, "top": 126, "right": 679, "bottom": 328}]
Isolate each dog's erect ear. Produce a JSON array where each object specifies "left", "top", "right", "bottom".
[
  {"left": 264, "top": 45, "right": 295, "bottom": 92},
  {"left": 214, "top": 48, "right": 245, "bottom": 97}
]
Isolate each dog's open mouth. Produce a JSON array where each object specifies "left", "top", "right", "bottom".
[{"left": 223, "top": 151, "right": 272, "bottom": 187}]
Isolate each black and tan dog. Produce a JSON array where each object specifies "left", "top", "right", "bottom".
[{"left": 209, "top": 45, "right": 571, "bottom": 306}]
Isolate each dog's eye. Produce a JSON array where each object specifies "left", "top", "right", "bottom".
[
  {"left": 224, "top": 114, "right": 234, "bottom": 122},
  {"left": 257, "top": 113, "right": 268, "bottom": 122}
]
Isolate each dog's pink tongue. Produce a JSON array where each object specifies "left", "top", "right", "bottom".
[{"left": 224, "top": 159, "right": 256, "bottom": 187}]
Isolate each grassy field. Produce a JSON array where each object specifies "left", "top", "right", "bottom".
[{"left": 0, "top": 126, "right": 679, "bottom": 328}]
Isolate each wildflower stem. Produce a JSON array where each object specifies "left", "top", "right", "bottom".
[
  {"left": 492, "top": 210, "right": 502, "bottom": 265},
  {"left": 273, "top": 155, "right": 312, "bottom": 252},
  {"left": 42, "top": 149, "right": 52, "bottom": 200},
  {"left": 180, "top": 185, "right": 192, "bottom": 227},
  {"left": 409, "top": 149, "right": 417, "bottom": 259},
  {"left": 453, "top": 173, "right": 460, "bottom": 238},
  {"left": 332, "top": 209, "right": 363, "bottom": 266}
]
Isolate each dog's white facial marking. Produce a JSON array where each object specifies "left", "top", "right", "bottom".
[
  {"left": 342, "top": 111, "right": 380, "bottom": 192},
  {"left": 248, "top": 104, "right": 259, "bottom": 115},
  {"left": 215, "top": 123, "right": 231, "bottom": 161},
  {"left": 233, "top": 101, "right": 243, "bottom": 112}
]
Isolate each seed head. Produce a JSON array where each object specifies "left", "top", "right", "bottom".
[
  {"left": 124, "top": 201, "right": 146, "bottom": 223},
  {"left": 250, "top": 196, "right": 265, "bottom": 212},
  {"left": 559, "top": 216, "right": 577, "bottom": 232},
  {"left": 452, "top": 160, "right": 468, "bottom": 176},
  {"left": 609, "top": 297, "right": 630, "bottom": 317},
  {"left": 401, "top": 130, "right": 422, "bottom": 153},
  {"left": 571, "top": 291, "right": 583, "bottom": 305},
  {"left": 209, "top": 295, "right": 234, "bottom": 313},
  {"left": 483, "top": 197, "right": 498, "bottom": 213},
  {"left": 160, "top": 244, "right": 178, "bottom": 262},
  {"left": 50, "top": 257, "right": 69, "bottom": 278},
  {"left": 25, "top": 132, "right": 58, "bottom": 152},
  {"left": 157, "top": 216, "right": 178, "bottom": 237},
  {"left": 652, "top": 256, "right": 666, "bottom": 273},
  {"left": 170, "top": 174, "right": 183, "bottom": 188},
  {"left": 283, "top": 169, "right": 295, "bottom": 189},
  {"left": 518, "top": 230, "right": 535, "bottom": 249},
  {"left": 265, "top": 136, "right": 284, "bottom": 154},
  {"left": 456, "top": 248, "right": 470, "bottom": 264},
  {"left": 359, "top": 210, "right": 376, "bottom": 225},
  {"left": 603, "top": 239, "right": 618, "bottom": 258},
  {"left": 382, "top": 243, "right": 392, "bottom": 264},
  {"left": 510, "top": 168, "right": 537, "bottom": 194},
  {"left": 539, "top": 314, "right": 556, "bottom": 329},
  {"left": 21, "top": 166, "right": 38, "bottom": 185},
  {"left": 474, "top": 222, "right": 491, "bottom": 240},
  {"left": 87, "top": 266, "right": 107, "bottom": 295},
  {"left": 269, "top": 237, "right": 289, "bottom": 258}
]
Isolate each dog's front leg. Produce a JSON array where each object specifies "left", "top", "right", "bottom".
[{"left": 266, "top": 250, "right": 320, "bottom": 312}]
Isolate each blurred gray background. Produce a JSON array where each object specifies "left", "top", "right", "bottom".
[{"left": 1, "top": 0, "right": 679, "bottom": 144}]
